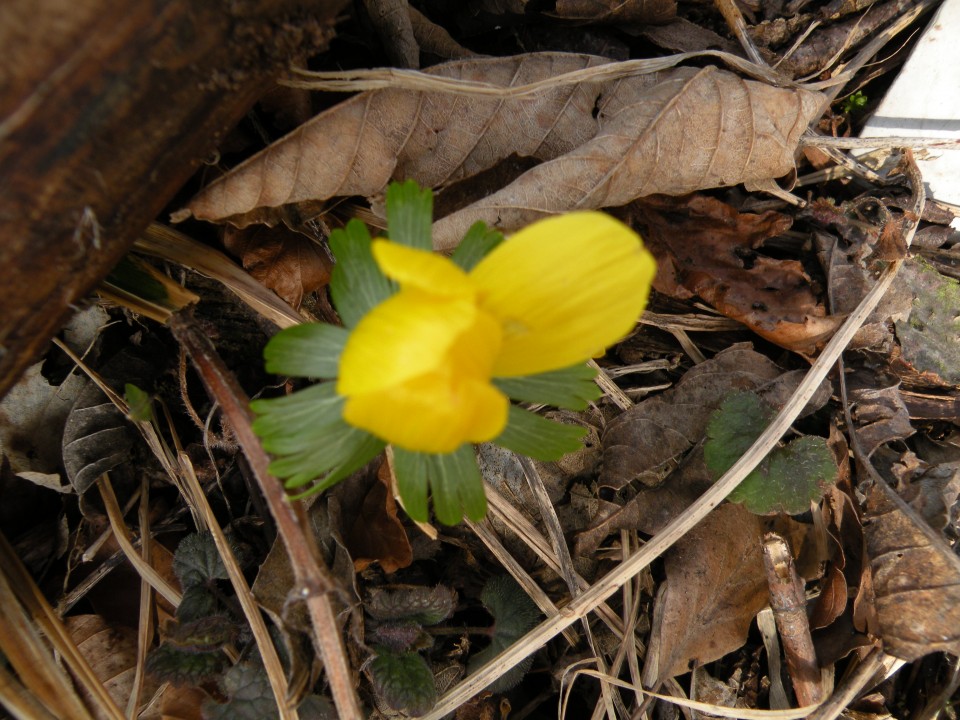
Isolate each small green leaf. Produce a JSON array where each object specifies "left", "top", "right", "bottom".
[
  {"left": 329, "top": 219, "right": 395, "bottom": 328},
  {"left": 705, "top": 391, "right": 838, "bottom": 515},
  {"left": 494, "top": 364, "right": 601, "bottom": 410},
  {"left": 177, "top": 586, "right": 218, "bottom": 622},
  {"left": 468, "top": 576, "right": 540, "bottom": 693},
  {"left": 124, "top": 383, "right": 154, "bottom": 422},
  {"left": 168, "top": 615, "right": 238, "bottom": 653},
  {"left": 173, "top": 533, "right": 228, "bottom": 589},
  {"left": 727, "top": 436, "right": 837, "bottom": 515},
  {"left": 393, "top": 446, "right": 486, "bottom": 525},
  {"left": 703, "top": 392, "right": 772, "bottom": 474},
  {"left": 367, "top": 586, "right": 457, "bottom": 625},
  {"left": 146, "top": 644, "right": 225, "bottom": 686},
  {"left": 203, "top": 661, "right": 277, "bottom": 720},
  {"left": 450, "top": 222, "right": 504, "bottom": 271},
  {"left": 262, "top": 323, "right": 348, "bottom": 378},
  {"left": 386, "top": 180, "right": 433, "bottom": 251},
  {"left": 370, "top": 649, "right": 438, "bottom": 716},
  {"left": 494, "top": 406, "right": 587, "bottom": 461}
]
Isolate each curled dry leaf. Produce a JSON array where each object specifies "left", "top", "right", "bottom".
[
  {"left": 645, "top": 503, "right": 769, "bottom": 682},
  {"left": 222, "top": 224, "right": 332, "bottom": 309},
  {"left": 635, "top": 194, "right": 842, "bottom": 353},
  {"left": 863, "top": 481, "right": 960, "bottom": 661},
  {"left": 185, "top": 53, "right": 823, "bottom": 250}
]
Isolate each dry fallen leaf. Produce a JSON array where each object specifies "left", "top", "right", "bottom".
[
  {"left": 185, "top": 53, "right": 823, "bottom": 250},
  {"left": 863, "top": 481, "right": 960, "bottom": 661},
  {"left": 66, "top": 614, "right": 156, "bottom": 719},
  {"left": 222, "top": 224, "right": 332, "bottom": 309},
  {"left": 635, "top": 194, "right": 842, "bottom": 353},
  {"left": 645, "top": 503, "right": 769, "bottom": 682},
  {"left": 344, "top": 460, "right": 413, "bottom": 574}
]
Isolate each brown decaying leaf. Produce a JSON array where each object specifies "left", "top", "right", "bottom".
[
  {"left": 66, "top": 614, "right": 156, "bottom": 719},
  {"left": 553, "top": 0, "right": 676, "bottom": 24},
  {"left": 847, "top": 380, "right": 915, "bottom": 458},
  {"left": 648, "top": 503, "right": 769, "bottom": 681},
  {"left": 185, "top": 53, "right": 823, "bottom": 251},
  {"left": 863, "top": 482, "right": 960, "bottom": 661},
  {"left": 634, "top": 194, "right": 841, "bottom": 353},
  {"left": 345, "top": 461, "right": 413, "bottom": 574},
  {"left": 222, "top": 224, "right": 332, "bottom": 309}
]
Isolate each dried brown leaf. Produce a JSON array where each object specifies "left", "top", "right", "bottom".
[
  {"left": 648, "top": 503, "right": 768, "bottom": 681},
  {"left": 185, "top": 54, "right": 823, "bottom": 251},
  {"left": 344, "top": 461, "right": 413, "bottom": 574},
  {"left": 863, "top": 481, "right": 960, "bottom": 661},
  {"left": 553, "top": 0, "right": 676, "bottom": 24},
  {"left": 66, "top": 614, "right": 156, "bottom": 720},
  {"left": 433, "top": 66, "right": 823, "bottom": 248},
  {"left": 847, "top": 379, "right": 915, "bottom": 458},
  {"left": 222, "top": 224, "right": 332, "bottom": 309},
  {"left": 636, "top": 194, "right": 842, "bottom": 353}
]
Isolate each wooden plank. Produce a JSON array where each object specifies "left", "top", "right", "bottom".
[{"left": 0, "top": 0, "right": 348, "bottom": 397}]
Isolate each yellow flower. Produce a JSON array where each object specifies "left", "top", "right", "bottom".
[{"left": 336, "top": 212, "right": 656, "bottom": 453}]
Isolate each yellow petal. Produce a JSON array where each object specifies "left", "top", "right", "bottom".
[
  {"left": 343, "top": 372, "right": 509, "bottom": 453},
  {"left": 470, "top": 212, "right": 656, "bottom": 377},
  {"left": 373, "top": 240, "right": 474, "bottom": 297},
  {"left": 338, "top": 291, "right": 481, "bottom": 396}
]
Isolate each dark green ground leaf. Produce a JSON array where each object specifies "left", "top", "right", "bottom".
[
  {"left": 393, "top": 445, "right": 486, "bottom": 524},
  {"left": 450, "top": 222, "right": 504, "bottom": 271},
  {"left": 146, "top": 643, "right": 225, "bottom": 686},
  {"left": 262, "top": 323, "right": 349, "bottom": 378},
  {"left": 469, "top": 575, "right": 541, "bottom": 692},
  {"left": 177, "top": 586, "right": 219, "bottom": 623},
  {"left": 168, "top": 615, "right": 238, "bottom": 652},
  {"left": 494, "top": 363, "right": 601, "bottom": 410},
  {"left": 173, "top": 532, "right": 228, "bottom": 589},
  {"left": 203, "top": 661, "right": 277, "bottom": 720},
  {"left": 705, "top": 391, "right": 837, "bottom": 514},
  {"left": 370, "top": 649, "right": 438, "bottom": 716},
  {"left": 367, "top": 586, "right": 457, "bottom": 625},
  {"left": 387, "top": 180, "right": 433, "bottom": 251},
  {"left": 329, "top": 219, "right": 396, "bottom": 328},
  {"left": 370, "top": 621, "right": 426, "bottom": 652},
  {"left": 495, "top": 405, "right": 588, "bottom": 460}
]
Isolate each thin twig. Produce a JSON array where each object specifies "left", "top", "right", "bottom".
[{"left": 169, "top": 312, "right": 363, "bottom": 719}]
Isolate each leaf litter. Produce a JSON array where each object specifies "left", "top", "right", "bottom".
[{"left": 7, "top": 2, "right": 960, "bottom": 719}]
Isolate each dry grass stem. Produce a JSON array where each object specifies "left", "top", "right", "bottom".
[
  {"left": 286, "top": 50, "right": 791, "bottom": 95},
  {"left": 177, "top": 453, "right": 297, "bottom": 720},
  {"left": 97, "top": 475, "right": 181, "bottom": 608},
  {"left": 0, "top": 533, "right": 121, "bottom": 720},
  {"left": 170, "top": 313, "right": 363, "bottom": 720},
  {"left": 137, "top": 224, "right": 307, "bottom": 329},
  {"left": 466, "top": 518, "right": 579, "bottom": 646}
]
